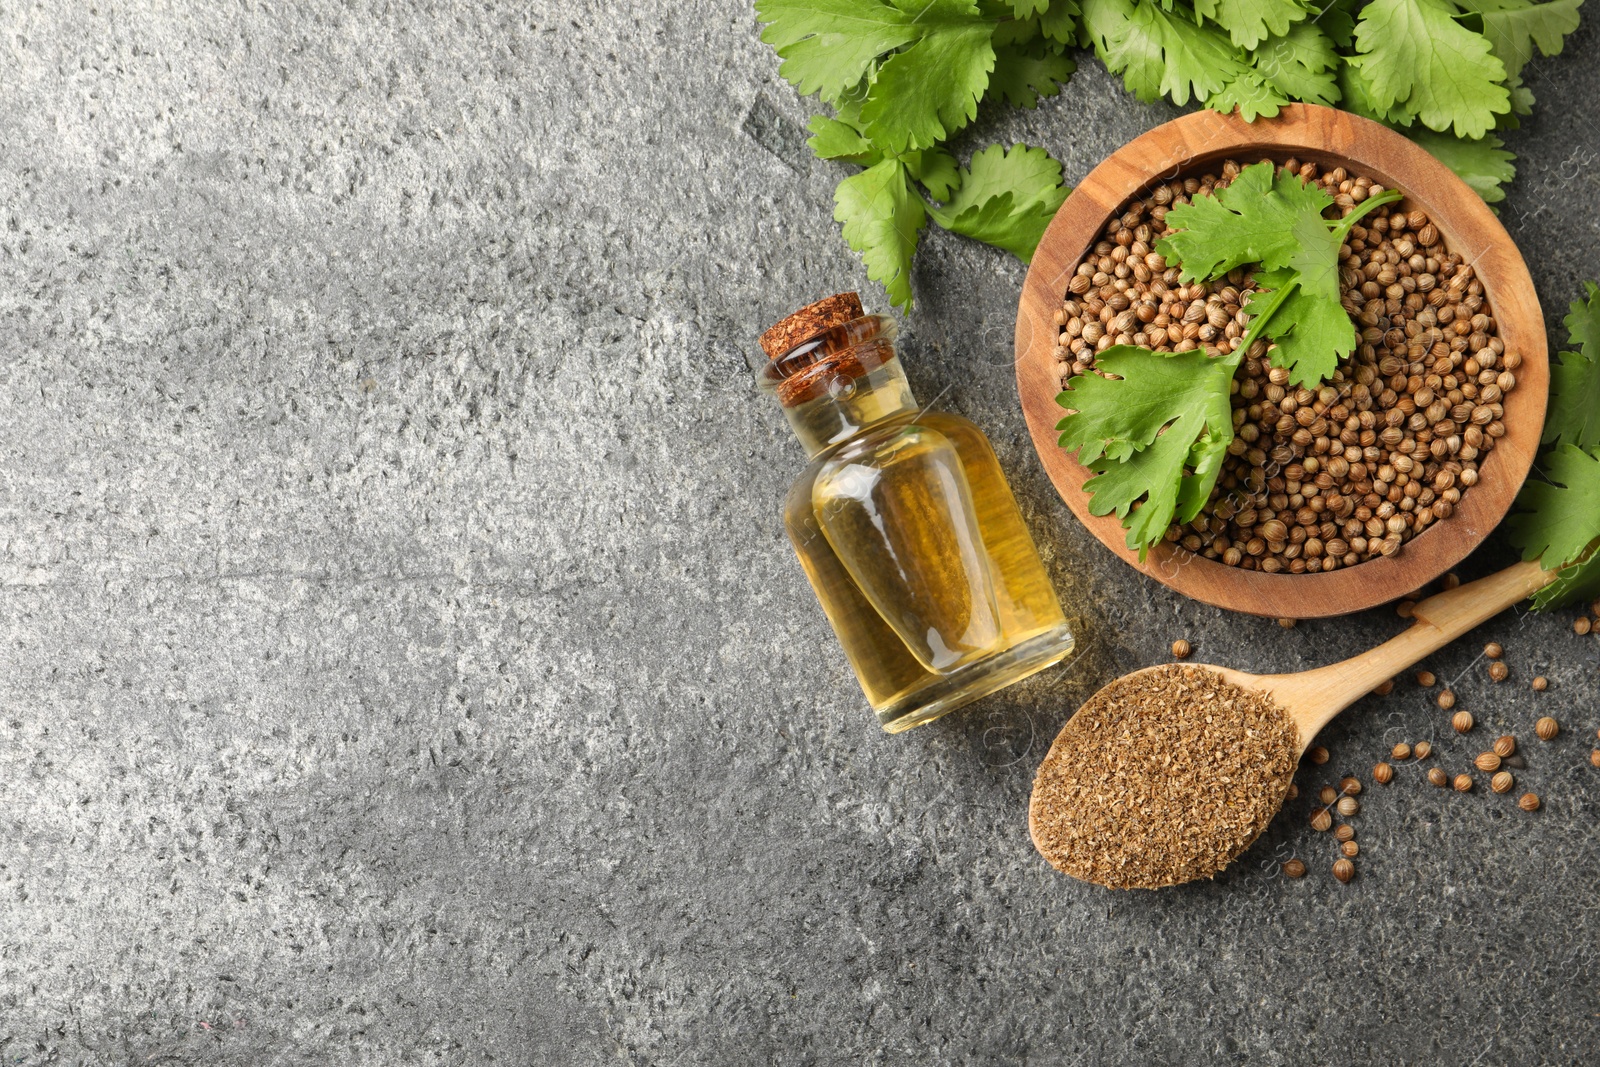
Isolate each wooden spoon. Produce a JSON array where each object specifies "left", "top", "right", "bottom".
[
  {"left": 1198, "top": 560, "right": 1554, "bottom": 756},
  {"left": 1029, "top": 561, "right": 1557, "bottom": 887}
]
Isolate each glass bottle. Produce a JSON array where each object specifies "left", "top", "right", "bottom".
[{"left": 758, "top": 293, "right": 1075, "bottom": 733}]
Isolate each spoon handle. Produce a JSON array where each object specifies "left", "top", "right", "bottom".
[{"left": 1268, "top": 560, "right": 1557, "bottom": 747}]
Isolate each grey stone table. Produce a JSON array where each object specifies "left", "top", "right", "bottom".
[{"left": 1, "top": 2, "right": 1598, "bottom": 1063}]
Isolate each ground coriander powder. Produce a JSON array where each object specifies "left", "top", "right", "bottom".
[{"left": 1029, "top": 664, "right": 1299, "bottom": 889}]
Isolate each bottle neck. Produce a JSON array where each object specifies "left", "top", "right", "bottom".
[{"left": 783, "top": 358, "right": 919, "bottom": 456}]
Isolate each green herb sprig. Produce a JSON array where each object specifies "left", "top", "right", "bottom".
[
  {"left": 1507, "top": 282, "right": 1600, "bottom": 609},
  {"left": 755, "top": 0, "right": 1585, "bottom": 312},
  {"left": 1053, "top": 161, "right": 1401, "bottom": 557}
]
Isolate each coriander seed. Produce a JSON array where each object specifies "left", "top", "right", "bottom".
[
  {"left": 1415, "top": 670, "right": 1436, "bottom": 687},
  {"left": 1494, "top": 735, "right": 1517, "bottom": 758},
  {"left": 1475, "top": 752, "right": 1501, "bottom": 772},
  {"left": 1536, "top": 716, "right": 1559, "bottom": 740},
  {"left": 1319, "top": 785, "right": 1339, "bottom": 805},
  {"left": 1340, "top": 776, "right": 1362, "bottom": 796},
  {"left": 1391, "top": 742, "right": 1412, "bottom": 760},
  {"left": 1491, "top": 770, "right": 1514, "bottom": 794},
  {"left": 1428, "top": 767, "right": 1450, "bottom": 788},
  {"left": 1576, "top": 617, "right": 1592, "bottom": 636},
  {"left": 1452, "top": 710, "right": 1475, "bottom": 734},
  {"left": 1454, "top": 773, "right": 1474, "bottom": 792},
  {"left": 1171, "top": 638, "right": 1192, "bottom": 659},
  {"left": 1337, "top": 795, "right": 1360, "bottom": 816},
  {"left": 1485, "top": 642, "right": 1503, "bottom": 659},
  {"left": 1341, "top": 840, "right": 1359, "bottom": 858},
  {"left": 1373, "top": 761, "right": 1395, "bottom": 784},
  {"left": 1311, "top": 809, "right": 1333, "bottom": 832},
  {"left": 1308, "top": 745, "right": 1330, "bottom": 765},
  {"left": 1532, "top": 676, "right": 1549, "bottom": 692},
  {"left": 1413, "top": 740, "right": 1432, "bottom": 760},
  {"left": 1373, "top": 679, "right": 1395, "bottom": 697},
  {"left": 1519, "top": 792, "right": 1541, "bottom": 812},
  {"left": 1283, "top": 858, "right": 1307, "bottom": 878},
  {"left": 1278, "top": 618, "right": 1297, "bottom": 629},
  {"left": 1442, "top": 572, "right": 1461, "bottom": 590},
  {"left": 1397, "top": 601, "right": 1417, "bottom": 619},
  {"left": 1489, "top": 661, "right": 1509, "bottom": 682},
  {"left": 1438, "top": 689, "right": 1456, "bottom": 710},
  {"left": 1335, "top": 824, "right": 1356, "bottom": 842},
  {"left": 1589, "top": 749, "right": 1600, "bottom": 768},
  {"left": 1287, "top": 783, "right": 1300, "bottom": 799},
  {"left": 1333, "top": 858, "right": 1355, "bottom": 883}
]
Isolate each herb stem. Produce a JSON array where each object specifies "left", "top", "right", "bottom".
[{"left": 1330, "top": 187, "right": 1404, "bottom": 244}]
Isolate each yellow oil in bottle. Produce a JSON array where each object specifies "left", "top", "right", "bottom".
[{"left": 762, "top": 303, "right": 1073, "bottom": 732}]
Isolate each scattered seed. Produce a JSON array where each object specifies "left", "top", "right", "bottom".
[
  {"left": 1489, "top": 661, "right": 1509, "bottom": 682},
  {"left": 1397, "top": 601, "right": 1417, "bottom": 619},
  {"left": 1283, "top": 858, "right": 1307, "bottom": 878},
  {"left": 1532, "top": 676, "right": 1549, "bottom": 692},
  {"left": 1333, "top": 858, "right": 1356, "bottom": 883},
  {"left": 1413, "top": 740, "right": 1432, "bottom": 759},
  {"left": 1319, "top": 785, "right": 1339, "bottom": 805},
  {"left": 1373, "top": 679, "right": 1395, "bottom": 696},
  {"left": 1428, "top": 767, "right": 1450, "bottom": 788},
  {"left": 1340, "top": 776, "right": 1362, "bottom": 795},
  {"left": 1590, "top": 749, "right": 1600, "bottom": 768},
  {"left": 1452, "top": 710, "right": 1474, "bottom": 734},
  {"left": 1576, "top": 617, "right": 1592, "bottom": 636},
  {"left": 1491, "top": 770, "right": 1515, "bottom": 793},
  {"left": 1493, "top": 735, "right": 1517, "bottom": 758},
  {"left": 1438, "top": 690, "right": 1456, "bottom": 710},
  {"left": 1536, "top": 716, "right": 1559, "bottom": 741},
  {"left": 1391, "top": 742, "right": 1412, "bottom": 760},
  {"left": 1277, "top": 618, "right": 1298, "bottom": 629},
  {"left": 1341, "top": 840, "right": 1360, "bottom": 858},
  {"left": 1308, "top": 745, "right": 1330, "bottom": 765},
  {"left": 1337, "top": 796, "right": 1360, "bottom": 816},
  {"left": 1373, "top": 761, "right": 1395, "bottom": 784},
  {"left": 1415, "top": 670, "right": 1436, "bottom": 687},
  {"left": 1287, "top": 783, "right": 1300, "bottom": 799},
  {"left": 1454, "top": 774, "right": 1474, "bottom": 792},
  {"left": 1171, "top": 638, "right": 1192, "bottom": 659},
  {"left": 1335, "top": 824, "right": 1356, "bottom": 842},
  {"left": 1519, "top": 792, "right": 1541, "bottom": 812},
  {"left": 1484, "top": 642, "right": 1503, "bottom": 659},
  {"left": 1442, "top": 573, "right": 1461, "bottom": 590},
  {"left": 1311, "top": 809, "right": 1334, "bottom": 832},
  {"left": 1475, "top": 752, "right": 1501, "bottom": 772}
]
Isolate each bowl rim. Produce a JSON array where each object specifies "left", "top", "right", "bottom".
[{"left": 1013, "top": 104, "right": 1548, "bottom": 618}]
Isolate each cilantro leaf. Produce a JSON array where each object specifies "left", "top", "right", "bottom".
[
  {"left": 1156, "top": 161, "right": 1332, "bottom": 285},
  {"left": 1055, "top": 346, "right": 1237, "bottom": 558},
  {"left": 1530, "top": 553, "right": 1600, "bottom": 611},
  {"left": 1544, "top": 282, "right": 1600, "bottom": 452},
  {"left": 1007, "top": 0, "right": 1050, "bottom": 15},
  {"left": 1348, "top": 0, "right": 1511, "bottom": 139},
  {"left": 834, "top": 158, "right": 927, "bottom": 310},
  {"left": 986, "top": 39, "right": 1077, "bottom": 108},
  {"left": 1250, "top": 22, "right": 1341, "bottom": 106},
  {"left": 756, "top": 0, "right": 921, "bottom": 103},
  {"left": 1082, "top": 0, "right": 1239, "bottom": 106},
  {"left": 1506, "top": 443, "right": 1600, "bottom": 572},
  {"left": 807, "top": 114, "right": 882, "bottom": 162},
  {"left": 1194, "top": 0, "right": 1312, "bottom": 49},
  {"left": 1457, "top": 0, "right": 1584, "bottom": 80},
  {"left": 928, "top": 144, "right": 1069, "bottom": 261},
  {"left": 1037, "top": 0, "right": 1080, "bottom": 42},
  {"left": 1158, "top": 161, "right": 1398, "bottom": 386},
  {"left": 905, "top": 146, "right": 961, "bottom": 200},
  {"left": 859, "top": 0, "right": 997, "bottom": 152},
  {"left": 1405, "top": 129, "right": 1517, "bottom": 204}
]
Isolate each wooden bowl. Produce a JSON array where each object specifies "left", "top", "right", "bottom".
[{"left": 1014, "top": 104, "right": 1547, "bottom": 618}]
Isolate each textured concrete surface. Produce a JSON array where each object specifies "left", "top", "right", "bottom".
[{"left": 1, "top": 2, "right": 1598, "bottom": 1063}]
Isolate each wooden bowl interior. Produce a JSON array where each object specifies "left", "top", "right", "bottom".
[{"left": 1015, "top": 106, "right": 1547, "bottom": 618}]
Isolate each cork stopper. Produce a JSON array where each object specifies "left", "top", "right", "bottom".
[{"left": 759, "top": 292, "right": 864, "bottom": 360}]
